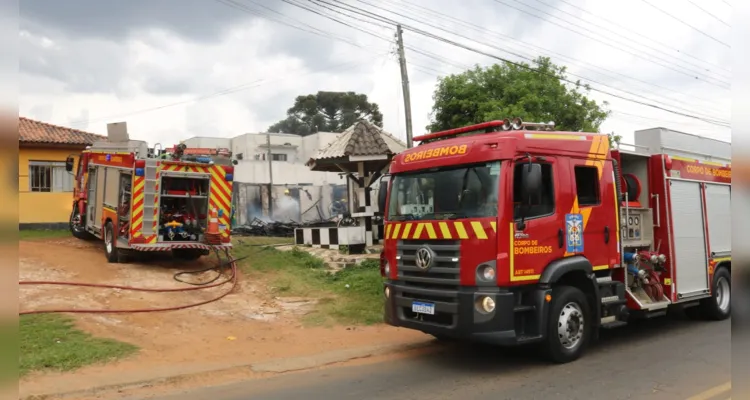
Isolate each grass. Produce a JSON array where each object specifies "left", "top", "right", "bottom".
[
  {"left": 232, "top": 237, "right": 384, "bottom": 326},
  {"left": 19, "top": 229, "right": 71, "bottom": 241},
  {"left": 20, "top": 314, "right": 138, "bottom": 376}
]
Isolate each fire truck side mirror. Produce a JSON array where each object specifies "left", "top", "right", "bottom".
[
  {"left": 64, "top": 156, "right": 74, "bottom": 172},
  {"left": 520, "top": 163, "right": 542, "bottom": 206},
  {"left": 377, "top": 175, "right": 390, "bottom": 214}
]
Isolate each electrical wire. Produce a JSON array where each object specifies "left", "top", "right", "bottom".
[
  {"left": 346, "top": 0, "right": 729, "bottom": 118},
  {"left": 19, "top": 247, "right": 241, "bottom": 315},
  {"left": 640, "top": 0, "right": 730, "bottom": 48},
  {"left": 69, "top": 54, "right": 387, "bottom": 127},
  {"left": 388, "top": 0, "right": 727, "bottom": 110},
  {"left": 553, "top": 0, "right": 730, "bottom": 73},
  {"left": 406, "top": 57, "right": 730, "bottom": 133},
  {"left": 491, "top": 0, "right": 729, "bottom": 86},
  {"left": 522, "top": 0, "right": 730, "bottom": 80},
  {"left": 684, "top": 0, "right": 731, "bottom": 27},
  {"left": 306, "top": 0, "right": 730, "bottom": 126}
]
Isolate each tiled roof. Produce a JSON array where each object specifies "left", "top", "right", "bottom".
[
  {"left": 310, "top": 120, "right": 406, "bottom": 162},
  {"left": 19, "top": 117, "right": 105, "bottom": 145}
]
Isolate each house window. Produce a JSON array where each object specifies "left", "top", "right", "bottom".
[
  {"left": 271, "top": 153, "right": 288, "bottom": 161},
  {"left": 29, "top": 161, "right": 74, "bottom": 192},
  {"left": 574, "top": 166, "right": 600, "bottom": 206}
]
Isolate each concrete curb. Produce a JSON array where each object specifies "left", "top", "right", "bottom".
[{"left": 21, "top": 340, "right": 434, "bottom": 400}]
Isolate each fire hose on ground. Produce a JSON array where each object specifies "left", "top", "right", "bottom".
[{"left": 19, "top": 245, "right": 246, "bottom": 316}]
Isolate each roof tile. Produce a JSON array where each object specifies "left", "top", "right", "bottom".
[
  {"left": 19, "top": 117, "right": 105, "bottom": 145},
  {"left": 311, "top": 120, "right": 406, "bottom": 162}
]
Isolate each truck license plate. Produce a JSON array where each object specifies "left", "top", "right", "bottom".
[{"left": 412, "top": 301, "right": 435, "bottom": 315}]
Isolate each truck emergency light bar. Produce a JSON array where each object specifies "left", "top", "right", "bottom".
[
  {"left": 171, "top": 146, "right": 232, "bottom": 156},
  {"left": 413, "top": 118, "right": 556, "bottom": 143}
]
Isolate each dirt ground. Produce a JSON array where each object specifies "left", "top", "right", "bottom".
[{"left": 19, "top": 237, "right": 426, "bottom": 395}]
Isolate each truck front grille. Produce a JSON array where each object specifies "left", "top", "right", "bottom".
[{"left": 395, "top": 239, "right": 460, "bottom": 326}]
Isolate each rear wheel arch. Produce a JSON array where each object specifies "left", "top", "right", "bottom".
[{"left": 716, "top": 261, "right": 730, "bottom": 275}]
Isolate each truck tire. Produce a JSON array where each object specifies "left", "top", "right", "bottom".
[
  {"left": 700, "top": 267, "right": 731, "bottom": 321},
  {"left": 103, "top": 221, "right": 120, "bottom": 263},
  {"left": 69, "top": 207, "right": 93, "bottom": 240},
  {"left": 543, "top": 285, "right": 592, "bottom": 364}
]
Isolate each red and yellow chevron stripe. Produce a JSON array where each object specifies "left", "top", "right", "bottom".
[
  {"left": 208, "top": 165, "right": 232, "bottom": 239},
  {"left": 130, "top": 175, "right": 145, "bottom": 239},
  {"left": 384, "top": 220, "right": 497, "bottom": 241},
  {"left": 161, "top": 163, "right": 211, "bottom": 173}
]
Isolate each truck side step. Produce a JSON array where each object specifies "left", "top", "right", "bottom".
[
  {"left": 601, "top": 296, "right": 626, "bottom": 305},
  {"left": 516, "top": 335, "right": 543, "bottom": 344},
  {"left": 601, "top": 321, "right": 628, "bottom": 329},
  {"left": 513, "top": 305, "right": 536, "bottom": 313}
]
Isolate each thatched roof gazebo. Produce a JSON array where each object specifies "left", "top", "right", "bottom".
[{"left": 296, "top": 120, "right": 406, "bottom": 253}]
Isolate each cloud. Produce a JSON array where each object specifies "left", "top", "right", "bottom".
[
  {"left": 19, "top": 0, "right": 252, "bottom": 43},
  {"left": 18, "top": 0, "right": 731, "bottom": 149}
]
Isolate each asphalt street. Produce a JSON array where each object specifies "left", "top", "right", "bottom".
[{"left": 146, "top": 313, "right": 730, "bottom": 400}]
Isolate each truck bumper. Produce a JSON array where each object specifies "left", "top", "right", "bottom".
[{"left": 384, "top": 281, "right": 550, "bottom": 346}]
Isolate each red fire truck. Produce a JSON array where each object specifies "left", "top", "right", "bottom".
[
  {"left": 377, "top": 119, "right": 731, "bottom": 363},
  {"left": 65, "top": 136, "right": 236, "bottom": 262}
]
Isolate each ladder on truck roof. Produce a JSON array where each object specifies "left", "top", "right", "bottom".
[
  {"left": 413, "top": 118, "right": 557, "bottom": 143},
  {"left": 141, "top": 159, "right": 160, "bottom": 238}
]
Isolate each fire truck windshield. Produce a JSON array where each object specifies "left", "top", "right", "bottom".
[{"left": 387, "top": 161, "right": 500, "bottom": 221}]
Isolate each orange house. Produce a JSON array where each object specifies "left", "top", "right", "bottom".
[{"left": 19, "top": 117, "right": 104, "bottom": 228}]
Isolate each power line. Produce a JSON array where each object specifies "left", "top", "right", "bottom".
[
  {"left": 684, "top": 0, "right": 731, "bottom": 27},
  {"left": 309, "top": 0, "right": 729, "bottom": 125},
  {"left": 409, "top": 59, "right": 730, "bottom": 132},
  {"left": 368, "top": 0, "right": 729, "bottom": 116},
  {"left": 69, "top": 55, "right": 386, "bottom": 127},
  {"left": 526, "top": 0, "right": 730, "bottom": 79},
  {"left": 554, "top": 0, "right": 730, "bottom": 74},
  {"left": 640, "top": 0, "right": 730, "bottom": 48},
  {"left": 492, "top": 0, "right": 729, "bottom": 87}
]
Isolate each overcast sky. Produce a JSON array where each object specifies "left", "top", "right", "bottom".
[{"left": 18, "top": 0, "right": 732, "bottom": 148}]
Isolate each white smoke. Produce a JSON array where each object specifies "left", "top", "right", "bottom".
[{"left": 273, "top": 194, "right": 300, "bottom": 222}]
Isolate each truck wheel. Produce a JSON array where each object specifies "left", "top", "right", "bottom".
[
  {"left": 69, "top": 207, "right": 92, "bottom": 240},
  {"left": 103, "top": 221, "right": 120, "bottom": 263},
  {"left": 702, "top": 267, "right": 731, "bottom": 321},
  {"left": 543, "top": 285, "right": 591, "bottom": 364}
]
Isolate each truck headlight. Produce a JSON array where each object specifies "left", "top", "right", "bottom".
[
  {"left": 384, "top": 261, "right": 391, "bottom": 276},
  {"left": 476, "top": 296, "right": 496, "bottom": 313},
  {"left": 477, "top": 264, "right": 496, "bottom": 281}
]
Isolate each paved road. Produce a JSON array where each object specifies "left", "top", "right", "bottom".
[{"left": 147, "top": 313, "right": 730, "bottom": 400}]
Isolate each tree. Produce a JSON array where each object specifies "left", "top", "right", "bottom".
[
  {"left": 608, "top": 132, "right": 622, "bottom": 148},
  {"left": 268, "top": 91, "right": 383, "bottom": 136},
  {"left": 426, "top": 57, "right": 610, "bottom": 133}
]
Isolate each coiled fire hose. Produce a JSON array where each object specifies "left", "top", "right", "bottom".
[
  {"left": 19, "top": 246, "right": 244, "bottom": 316},
  {"left": 639, "top": 263, "right": 664, "bottom": 302}
]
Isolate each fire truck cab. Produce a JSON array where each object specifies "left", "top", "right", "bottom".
[
  {"left": 378, "top": 119, "right": 731, "bottom": 363},
  {"left": 66, "top": 124, "right": 236, "bottom": 262}
]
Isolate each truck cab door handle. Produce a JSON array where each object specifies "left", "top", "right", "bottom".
[
  {"left": 558, "top": 228, "right": 564, "bottom": 249},
  {"left": 604, "top": 226, "right": 610, "bottom": 244}
]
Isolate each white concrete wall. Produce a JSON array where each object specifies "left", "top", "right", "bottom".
[
  {"left": 229, "top": 132, "right": 343, "bottom": 186},
  {"left": 182, "top": 136, "right": 232, "bottom": 149},
  {"left": 183, "top": 131, "right": 354, "bottom": 188}
]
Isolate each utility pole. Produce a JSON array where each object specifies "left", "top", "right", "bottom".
[
  {"left": 396, "top": 24, "right": 414, "bottom": 148},
  {"left": 266, "top": 133, "right": 274, "bottom": 218}
]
